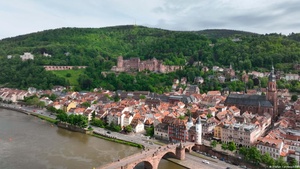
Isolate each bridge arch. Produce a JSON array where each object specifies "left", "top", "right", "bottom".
[{"left": 133, "top": 161, "right": 153, "bottom": 169}]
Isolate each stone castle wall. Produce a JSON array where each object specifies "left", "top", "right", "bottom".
[
  {"left": 44, "top": 66, "right": 87, "bottom": 71},
  {"left": 111, "top": 56, "right": 181, "bottom": 73}
]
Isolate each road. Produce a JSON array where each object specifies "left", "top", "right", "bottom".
[{"left": 181, "top": 153, "right": 240, "bottom": 169}]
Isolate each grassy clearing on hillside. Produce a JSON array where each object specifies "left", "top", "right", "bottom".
[{"left": 51, "top": 69, "right": 85, "bottom": 86}]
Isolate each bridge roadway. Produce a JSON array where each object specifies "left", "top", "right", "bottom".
[{"left": 98, "top": 142, "right": 194, "bottom": 169}]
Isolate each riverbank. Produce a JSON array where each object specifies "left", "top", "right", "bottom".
[
  {"left": 0, "top": 104, "right": 57, "bottom": 124},
  {"left": 92, "top": 132, "right": 144, "bottom": 149},
  {"left": 0, "top": 104, "right": 145, "bottom": 149}
]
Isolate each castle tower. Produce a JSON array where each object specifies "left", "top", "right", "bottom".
[
  {"left": 195, "top": 117, "right": 202, "bottom": 145},
  {"left": 117, "top": 56, "right": 123, "bottom": 68},
  {"left": 267, "top": 65, "right": 278, "bottom": 119},
  {"left": 186, "top": 115, "right": 193, "bottom": 130}
]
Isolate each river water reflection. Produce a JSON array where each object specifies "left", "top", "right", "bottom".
[{"left": 0, "top": 109, "right": 185, "bottom": 169}]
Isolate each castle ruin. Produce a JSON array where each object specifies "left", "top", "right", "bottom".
[{"left": 111, "top": 56, "right": 181, "bottom": 73}]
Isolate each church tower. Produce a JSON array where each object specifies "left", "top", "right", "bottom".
[
  {"left": 267, "top": 65, "right": 278, "bottom": 119},
  {"left": 195, "top": 118, "right": 202, "bottom": 145}
]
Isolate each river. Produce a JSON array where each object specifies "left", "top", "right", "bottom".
[{"left": 0, "top": 108, "right": 185, "bottom": 169}]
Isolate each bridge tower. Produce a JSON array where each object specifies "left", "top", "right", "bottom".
[
  {"left": 176, "top": 142, "right": 186, "bottom": 160},
  {"left": 195, "top": 117, "right": 202, "bottom": 145}
]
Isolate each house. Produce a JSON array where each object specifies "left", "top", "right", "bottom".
[
  {"left": 256, "top": 137, "right": 285, "bottom": 160},
  {"left": 194, "top": 77, "right": 204, "bottom": 84},
  {"left": 122, "top": 111, "right": 134, "bottom": 128},
  {"left": 20, "top": 52, "right": 34, "bottom": 61},
  {"left": 284, "top": 74, "right": 299, "bottom": 81},
  {"left": 40, "top": 97, "right": 53, "bottom": 106},
  {"left": 130, "top": 118, "right": 144, "bottom": 133},
  {"left": 213, "top": 123, "right": 223, "bottom": 140},
  {"left": 154, "top": 123, "right": 169, "bottom": 140},
  {"left": 183, "top": 85, "right": 200, "bottom": 95},
  {"left": 63, "top": 101, "right": 77, "bottom": 112},
  {"left": 207, "top": 91, "right": 221, "bottom": 96}
]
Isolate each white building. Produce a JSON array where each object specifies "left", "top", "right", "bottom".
[{"left": 20, "top": 52, "right": 34, "bottom": 61}]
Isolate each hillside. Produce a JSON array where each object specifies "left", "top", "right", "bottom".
[
  {"left": 0, "top": 25, "right": 300, "bottom": 91},
  {"left": 196, "top": 29, "right": 258, "bottom": 39}
]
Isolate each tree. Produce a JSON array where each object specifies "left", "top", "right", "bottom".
[
  {"left": 275, "top": 156, "right": 288, "bottom": 167},
  {"left": 207, "top": 114, "right": 213, "bottom": 119},
  {"left": 291, "top": 94, "right": 298, "bottom": 102},
  {"left": 210, "top": 140, "right": 217, "bottom": 148},
  {"left": 56, "top": 112, "right": 68, "bottom": 122},
  {"left": 221, "top": 143, "right": 228, "bottom": 151},
  {"left": 261, "top": 153, "right": 275, "bottom": 166},
  {"left": 247, "top": 147, "right": 261, "bottom": 163},
  {"left": 239, "top": 146, "right": 247, "bottom": 156},
  {"left": 145, "top": 126, "right": 154, "bottom": 137},
  {"left": 81, "top": 102, "right": 91, "bottom": 108},
  {"left": 289, "top": 158, "right": 299, "bottom": 168},
  {"left": 66, "top": 73, "right": 72, "bottom": 77},
  {"left": 228, "top": 141, "right": 236, "bottom": 152},
  {"left": 124, "top": 125, "right": 133, "bottom": 133}
]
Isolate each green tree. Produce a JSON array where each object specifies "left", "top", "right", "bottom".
[
  {"left": 228, "top": 141, "right": 236, "bottom": 152},
  {"left": 261, "top": 153, "right": 275, "bottom": 166},
  {"left": 81, "top": 101, "right": 91, "bottom": 108},
  {"left": 56, "top": 112, "right": 68, "bottom": 122},
  {"left": 145, "top": 126, "right": 154, "bottom": 137},
  {"left": 247, "top": 147, "right": 261, "bottom": 163},
  {"left": 207, "top": 114, "right": 213, "bottom": 119},
  {"left": 37, "top": 101, "right": 45, "bottom": 108},
  {"left": 66, "top": 73, "right": 72, "bottom": 77},
  {"left": 289, "top": 158, "right": 299, "bottom": 168},
  {"left": 124, "top": 125, "right": 133, "bottom": 133},
  {"left": 239, "top": 146, "right": 247, "bottom": 156},
  {"left": 210, "top": 140, "right": 217, "bottom": 148},
  {"left": 275, "top": 156, "right": 288, "bottom": 167},
  {"left": 291, "top": 94, "right": 298, "bottom": 102},
  {"left": 221, "top": 143, "right": 228, "bottom": 151}
]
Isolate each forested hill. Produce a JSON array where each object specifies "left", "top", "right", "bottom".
[
  {"left": 0, "top": 25, "right": 300, "bottom": 91},
  {"left": 196, "top": 29, "right": 258, "bottom": 39},
  {"left": 0, "top": 25, "right": 300, "bottom": 69}
]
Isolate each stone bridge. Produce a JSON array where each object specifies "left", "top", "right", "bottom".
[{"left": 99, "top": 142, "right": 194, "bottom": 169}]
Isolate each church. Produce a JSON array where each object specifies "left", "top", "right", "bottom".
[{"left": 224, "top": 66, "right": 278, "bottom": 121}]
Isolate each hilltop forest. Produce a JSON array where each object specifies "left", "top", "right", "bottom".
[{"left": 0, "top": 25, "right": 299, "bottom": 92}]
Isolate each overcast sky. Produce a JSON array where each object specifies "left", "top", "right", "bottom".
[{"left": 1, "top": 0, "right": 300, "bottom": 39}]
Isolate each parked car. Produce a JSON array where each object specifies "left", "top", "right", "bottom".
[
  {"left": 212, "top": 155, "right": 217, "bottom": 159},
  {"left": 202, "top": 160, "right": 210, "bottom": 164},
  {"left": 106, "top": 131, "right": 111, "bottom": 134}
]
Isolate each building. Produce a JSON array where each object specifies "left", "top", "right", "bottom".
[
  {"left": 20, "top": 52, "right": 34, "bottom": 61},
  {"left": 155, "top": 116, "right": 202, "bottom": 144},
  {"left": 224, "top": 67, "right": 278, "bottom": 120},
  {"left": 221, "top": 123, "right": 261, "bottom": 147},
  {"left": 256, "top": 137, "right": 284, "bottom": 160},
  {"left": 111, "top": 56, "right": 181, "bottom": 73}
]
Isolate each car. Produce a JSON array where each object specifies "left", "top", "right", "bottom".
[
  {"left": 202, "top": 160, "right": 210, "bottom": 164},
  {"left": 212, "top": 155, "right": 217, "bottom": 159},
  {"left": 226, "top": 167, "right": 232, "bottom": 169},
  {"left": 106, "top": 131, "right": 111, "bottom": 134}
]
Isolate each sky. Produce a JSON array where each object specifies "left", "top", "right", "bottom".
[{"left": 0, "top": 0, "right": 300, "bottom": 39}]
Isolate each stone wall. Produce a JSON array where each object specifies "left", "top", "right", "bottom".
[{"left": 57, "top": 122, "right": 92, "bottom": 134}]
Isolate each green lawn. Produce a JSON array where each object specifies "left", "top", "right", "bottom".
[{"left": 51, "top": 69, "right": 85, "bottom": 86}]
